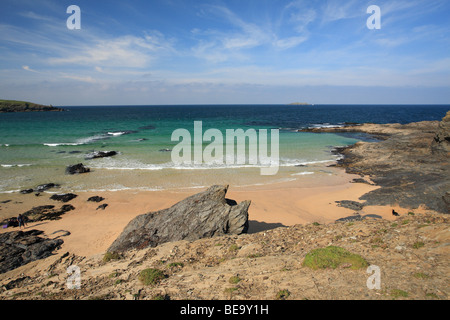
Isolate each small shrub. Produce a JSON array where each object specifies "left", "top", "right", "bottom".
[
  {"left": 152, "top": 294, "right": 170, "bottom": 300},
  {"left": 229, "top": 276, "right": 241, "bottom": 284},
  {"left": 413, "top": 272, "right": 430, "bottom": 279},
  {"left": 413, "top": 241, "right": 425, "bottom": 249},
  {"left": 139, "top": 268, "right": 166, "bottom": 286},
  {"left": 276, "top": 289, "right": 290, "bottom": 300},
  {"left": 390, "top": 289, "right": 409, "bottom": 299},
  {"left": 103, "top": 251, "right": 121, "bottom": 263},
  {"left": 229, "top": 244, "right": 240, "bottom": 252},
  {"left": 302, "top": 246, "right": 368, "bottom": 270},
  {"left": 167, "top": 262, "right": 184, "bottom": 268}
]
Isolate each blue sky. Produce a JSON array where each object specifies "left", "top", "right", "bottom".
[{"left": 0, "top": 0, "right": 449, "bottom": 105}]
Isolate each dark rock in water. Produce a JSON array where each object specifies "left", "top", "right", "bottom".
[
  {"left": 66, "top": 163, "right": 90, "bottom": 175},
  {"left": 50, "top": 193, "right": 78, "bottom": 203},
  {"left": 20, "top": 189, "right": 34, "bottom": 194},
  {"left": 87, "top": 196, "right": 105, "bottom": 203},
  {"left": 85, "top": 150, "right": 117, "bottom": 160},
  {"left": 108, "top": 185, "right": 251, "bottom": 253},
  {"left": 335, "top": 200, "right": 365, "bottom": 211},
  {"left": 35, "top": 183, "right": 60, "bottom": 192},
  {"left": 0, "top": 230, "right": 63, "bottom": 274},
  {"left": 96, "top": 204, "right": 108, "bottom": 210}
]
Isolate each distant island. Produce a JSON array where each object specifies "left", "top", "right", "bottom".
[
  {"left": 288, "top": 102, "right": 311, "bottom": 105},
  {"left": 0, "top": 99, "right": 65, "bottom": 113}
]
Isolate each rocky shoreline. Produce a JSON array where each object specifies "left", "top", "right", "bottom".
[{"left": 301, "top": 112, "right": 450, "bottom": 214}]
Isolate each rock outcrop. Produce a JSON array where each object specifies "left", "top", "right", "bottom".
[
  {"left": 65, "top": 163, "right": 90, "bottom": 175},
  {"left": 302, "top": 115, "right": 450, "bottom": 214},
  {"left": 108, "top": 185, "right": 250, "bottom": 253},
  {"left": 432, "top": 110, "right": 450, "bottom": 154},
  {"left": 50, "top": 193, "right": 78, "bottom": 203},
  {"left": 0, "top": 230, "right": 63, "bottom": 274}
]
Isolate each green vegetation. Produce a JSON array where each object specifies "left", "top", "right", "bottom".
[
  {"left": 413, "top": 272, "right": 430, "bottom": 279},
  {"left": 302, "top": 246, "right": 369, "bottom": 270},
  {"left": 229, "top": 275, "right": 241, "bottom": 284},
  {"left": 139, "top": 268, "right": 166, "bottom": 286},
  {"left": 276, "top": 289, "right": 291, "bottom": 300},
  {"left": 390, "top": 289, "right": 409, "bottom": 299},
  {"left": 413, "top": 241, "right": 425, "bottom": 249},
  {"left": 167, "top": 262, "right": 184, "bottom": 268},
  {"left": 103, "top": 251, "right": 121, "bottom": 263},
  {"left": 0, "top": 99, "right": 64, "bottom": 113}
]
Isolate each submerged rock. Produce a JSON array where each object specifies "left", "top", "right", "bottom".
[
  {"left": 85, "top": 151, "right": 117, "bottom": 160},
  {"left": 66, "top": 163, "right": 90, "bottom": 175},
  {"left": 108, "top": 185, "right": 251, "bottom": 252},
  {"left": 35, "top": 183, "right": 60, "bottom": 192}
]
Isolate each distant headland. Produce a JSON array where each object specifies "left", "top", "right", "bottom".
[{"left": 0, "top": 99, "right": 65, "bottom": 113}]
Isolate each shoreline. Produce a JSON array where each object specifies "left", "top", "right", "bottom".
[
  {"left": 1, "top": 166, "right": 392, "bottom": 258},
  {"left": 3, "top": 112, "right": 448, "bottom": 258},
  {"left": 0, "top": 115, "right": 448, "bottom": 301}
]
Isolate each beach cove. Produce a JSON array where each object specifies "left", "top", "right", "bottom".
[{"left": 0, "top": 105, "right": 449, "bottom": 300}]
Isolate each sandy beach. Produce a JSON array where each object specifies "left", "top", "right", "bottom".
[{"left": 0, "top": 166, "right": 404, "bottom": 258}]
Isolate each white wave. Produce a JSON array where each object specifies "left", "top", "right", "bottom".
[
  {"left": 43, "top": 134, "right": 110, "bottom": 147},
  {"left": 108, "top": 131, "right": 126, "bottom": 136},
  {"left": 0, "top": 189, "right": 22, "bottom": 194},
  {"left": 281, "top": 159, "right": 336, "bottom": 166},
  {"left": 291, "top": 171, "right": 315, "bottom": 176},
  {"left": 1, "top": 164, "right": 32, "bottom": 168},
  {"left": 0, "top": 144, "right": 10, "bottom": 147},
  {"left": 308, "top": 124, "right": 345, "bottom": 129}
]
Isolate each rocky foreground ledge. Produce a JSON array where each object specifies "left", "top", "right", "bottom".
[
  {"left": 0, "top": 212, "right": 448, "bottom": 300},
  {"left": 301, "top": 111, "right": 450, "bottom": 214}
]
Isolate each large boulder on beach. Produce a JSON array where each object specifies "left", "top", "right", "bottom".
[{"left": 108, "top": 185, "right": 251, "bottom": 253}]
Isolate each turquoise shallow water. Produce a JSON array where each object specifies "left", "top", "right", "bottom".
[{"left": 0, "top": 105, "right": 448, "bottom": 192}]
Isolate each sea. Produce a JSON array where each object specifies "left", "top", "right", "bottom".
[{"left": 0, "top": 104, "right": 448, "bottom": 193}]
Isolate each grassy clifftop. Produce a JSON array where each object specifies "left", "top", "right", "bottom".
[{"left": 0, "top": 100, "right": 64, "bottom": 113}]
